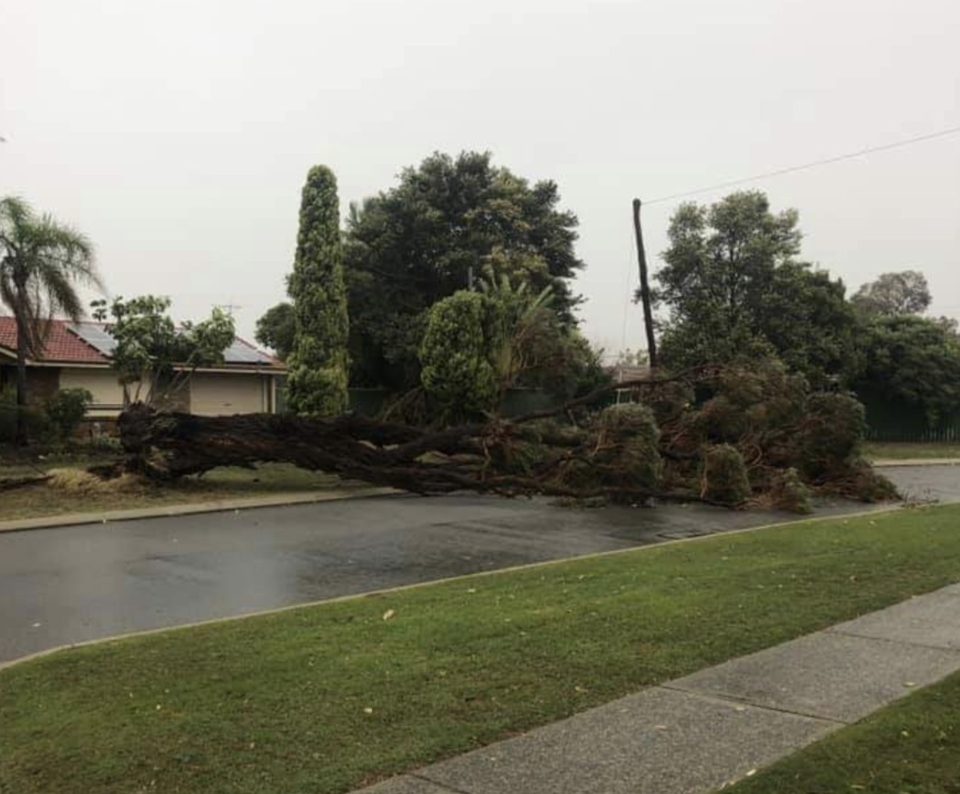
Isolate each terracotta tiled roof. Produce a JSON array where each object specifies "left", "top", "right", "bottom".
[
  {"left": 0, "top": 317, "right": 107, "bottom": 363},
  {"left": 0, "top": 316, "right": 284, "bottom": 369}
]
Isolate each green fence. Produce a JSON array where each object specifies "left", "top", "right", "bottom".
[
  {"left": 499, "top": 388, "right": 561, "bottom": 417},
  {"left": 865, "top": 421, "right": 960, "bottom": 443},
  {"left": 348, "top": 388, "right": 389, "bottom": 416},
  {"left": 275, "top": 385, "right": 564, "bottom": 419},
  {"left": 862, "top": 398, "right": 960, "bottom": 443}
]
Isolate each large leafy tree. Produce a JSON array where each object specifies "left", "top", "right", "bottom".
[
  {"left": 852, "top": 270, "right": 931, "bottom": 316},
  {"left": 286, "top": 166, "right": 350, "bottom": 415},
  {"left": 852, "top": 314, "right": 960, "bottom": 425},
  {"left": 345, "top": 151, "right": 585, "bottom": 390},
  {"left": 0, "top": 196, "right": 101, "bottom": 442},
  {"left": 653, "top": 191, "right": 858, "bottom": 386},
  {"left": 254, "top": 301, "right": 295, "bottom": 361},
  {"left": 758, "top": 263, "right": 862, "bottom": 384}
]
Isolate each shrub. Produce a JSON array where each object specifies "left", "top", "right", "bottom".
[
  {"left": 769, "top": 467, "right": 812, "bottom": 513},
  {"left": 45, "top": 388, "right": 93, "bottom": 443},
  {"left": 420, "top": 292, "right": 498, "bottom": 423},
  {"left": 0, "top": 389, "right": 15, "bottom": 442},
  {"left": 82, "top": 434, "right": 123, "bottom": 454},
  {"left": 642, "top": 380, "right": 694, "bottom": 426},
  {"left": 0, "top": 388, "right": 53, "bottom": 445},
  {"left": 793, "top": 392, "right": 866, "bottom": 480},
  {"left": 693, "top": 360, "right": 807, "bottom": 446},
  {"left": 663, "top": 360, "right": 889, "bottom": 505},
  {"left": 559, "top": 404, "right": 662, "bottom": 501},
  {"left": 491, "top": 420, "right": 581, "bottom": 476},
  {"left": 844, "top": 462, "right": 900, "bottom": 503},
  {"left": 699, "top": 444, "right": 751, "bottom": 506},
  {"left": 597, "top": 404, "right": 662, "bottom": 492}
]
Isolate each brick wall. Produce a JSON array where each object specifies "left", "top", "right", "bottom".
[
  {"left": 27, "top": 367, "right": 60, "bottom": 404},
  {"left": 1, "top": 364, "right": 62, "bottom": 403}
]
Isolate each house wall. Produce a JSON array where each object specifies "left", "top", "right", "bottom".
[
  {"left": 152, "top": 377, "right": 191, "bottom": 413},
  {"left": 59, "top": 368, "right": 126, "bottom": 417},
  {"left": 6, "top": 362, "right": 280, "bottom": 419},
  {"left": 189, "top": 372, "right": 270, "bottom": 416}
]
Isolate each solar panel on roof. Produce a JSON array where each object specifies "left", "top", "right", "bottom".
[
  {"left": 68, "top": 322, "right": 118, "bottom": 356},
  {"left": 67, "top": 322, "right": 274, "bottom": 365},
  {"left": 223, "top": 340, "right": 274, "bottom": 364}
]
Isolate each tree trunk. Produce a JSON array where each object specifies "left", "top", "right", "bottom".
[
  {"left": 104, "top": 370, "right": 722, "bottom": 504},
  {"left": 14, "top": 309, "right": 28, "bottom": 446}
]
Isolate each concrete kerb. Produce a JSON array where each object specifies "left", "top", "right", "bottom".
[
  {"left": 872, "top": 458, "right": 960, "bottom": 467},
  {"left": 0, "top": 501, "right": 918, "bottom": 673},
  {"left": 0, "top": 487, "right": 402, "bottom": 534},
  {"left": 0, "top": 458, "right": 932, "bottom": 533}
]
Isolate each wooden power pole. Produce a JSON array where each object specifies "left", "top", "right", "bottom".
[{"left": 632, "top": 198, "right": 658, "bottom": 368}]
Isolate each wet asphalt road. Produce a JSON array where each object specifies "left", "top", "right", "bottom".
[
  {"left": 880, "top": 463, "right": 960, "bottom": 504},
  {"left": 0, "top": 466, "right": 954, "bottom": 664}
]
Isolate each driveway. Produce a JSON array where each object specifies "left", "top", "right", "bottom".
[{"left": 0, "top": 466, "right": 951, "bottom": 664}]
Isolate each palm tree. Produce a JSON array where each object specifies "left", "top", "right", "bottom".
[
  {"left": 0, "top": 197, "right": 101, "bottom": 443},
  {"left": 478, "top": 264, "right": 555, "bottom": 396}
]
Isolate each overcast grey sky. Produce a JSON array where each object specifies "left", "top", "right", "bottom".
[{"left": 2, "top": 0, "right": 958, "bottom": 356}]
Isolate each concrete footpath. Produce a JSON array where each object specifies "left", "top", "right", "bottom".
[{"left": 358, "top": 583, "right": 960, "bottom": 794}]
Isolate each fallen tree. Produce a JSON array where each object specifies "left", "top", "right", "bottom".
[{"left": 102, "top": 361, "right": 896, "bottom": 512}]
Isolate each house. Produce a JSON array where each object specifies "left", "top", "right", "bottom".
[
  {"left": 0, "top": 317, "right": 286, "bottom": 420},
  {"left": 610, "top": 363, "right": 652, "bottom": 404}
]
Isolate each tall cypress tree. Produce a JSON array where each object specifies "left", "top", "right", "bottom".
[{"left": 286, "top": 165, "right": 350, "bottom": 415}]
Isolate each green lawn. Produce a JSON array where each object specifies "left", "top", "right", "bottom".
[
  {"left": 3, "top": 506, "right": 960, "bottom": 794},
  {"left": 864, "top": 441, "right": 960, "bottom": 460},
  {"left": 0, "top": 462, "right": 357, "bottom": 522},
  {"left": 728, "top": 666, "right": 960, "bottom": 794}
]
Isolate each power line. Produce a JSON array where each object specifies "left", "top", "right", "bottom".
[
  {"left": 616, "top": 121, "right": 960, "bottom": 354},
  {"left": 644, "top": 123, "right": 960, "bottom": 205}
]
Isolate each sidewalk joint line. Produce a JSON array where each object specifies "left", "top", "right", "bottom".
[
  {"left": 826, "top": 626, "right": 960, "bottom": 654},
  {"left": 411, "top": 772, "right": 474, "bottom": 794},
  {"left": 656, "top": 684, "right": 850, "bottom": 726}
]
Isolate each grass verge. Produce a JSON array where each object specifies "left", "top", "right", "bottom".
[
  {"left": 864, "top": 441, "right": 960, "bottom": 461},
  {"left": 728, "top": 666, "right": 960, "bottom": 793},
  {"left": 2, "top": 505, "right": 960, "bottom": 794},
  {"left": 0, "top": 462, "right": 356, "bottom": 522}
]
